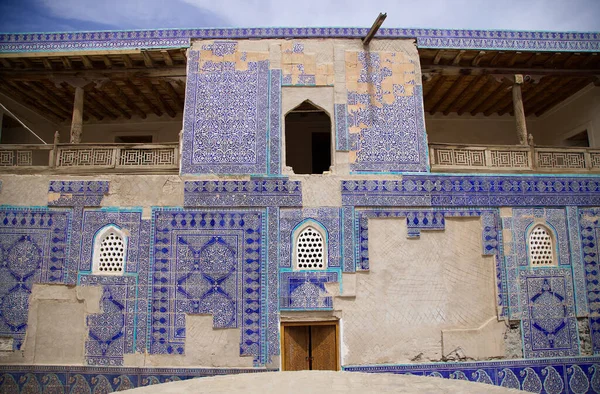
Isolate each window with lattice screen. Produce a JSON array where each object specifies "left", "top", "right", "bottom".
[
  {"left": 294, "top": 225, "right": 327, "bottom": 270},
  {"left": 528, "top": 225, "right": 556, "bottom": 267},
  {"left": 92, "top": 225, "right": 127, "bottom": 275}
]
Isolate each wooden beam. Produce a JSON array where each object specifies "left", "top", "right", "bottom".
[
  {"left": 141, "top": 51, "right": 155, "bottom": 68},
  {"left": 451, "top": 50, "right": 465, "bottom": 66},
  {"left": 0, "top": 49, "right": 144, "bottom": 59},
  {"left": 526, "top": 53, "right": 540, "bottom": 67},
  {"left": 433, "top": 50, "right": 443, "bottom": 65},
  {"left": 22, "top": 81, "right": 72, "bottom": 116},
  {"left": 142, "top": 79, "right": 176, "bottom": 117},
  {"left": 158, "top": 79, "right": 182, "bottom": 111},
  {"left": 471, "top": 80, "right": 511, "bottom": 115},
  {"left": 562, "top": 53, "right": 578, "bottom": 68},
  {"left": 442, "top": 75, "right": 484, "bottom": 116},
  {"left": 180, "top": 49, "right": 187, "bottom": 61},
  {"left": 102, "top": 56, "right": 113, "bottom": 69},
  {"left": 471, "top": 51, "right": 485, "bottom": 67},
  {"left": 21, "top": 58, "right": 33, "bottom": 69},
  {"left": 122, "top": 54, "right": 134, "bottom": 68},
  {"left": 429, "top": 77, "right": 461, "bottom": 115},
  {"left": 522, "top": 77, "right": 572, "bottom": 115},
  {"left": 0, "top": 81, "right": 65, "bottom": 123},
  {"left": 489, "top": 51, "right": 504, "bottom": 66},
  {"left": 161, "top": 50, "right": 174, "bottom": 66},
  {"left": 581, "top": 53, "right": 598, "bottom": 67},
  {"left": 543, "top": 52, "right": 561, "bottom": 67},
  {"left": 423, "top": 75, "right": 446, "bottom": 102},
  {"left": 532, "top": 78, "right": 592, "bottom": 116},
  {"left": 483, "top": 90, "right": 513, "bottom": 116},
  {"left": 104, "top": 81, "right": 147, "bottom": 119},
  {"left": 497, "top": 78, "right": 552, "bottom": 115},
  {"left": 42, "top": 58, "right": 53, "bottom": 70},
  {"left": 61, "top": 57, "right": 72, "bottom": 70},
  {"left": 0, "top": 67, "right": 187, "bottom": 81},
  {"left": 61, "top": 83, "right": 103, "bottom": 120},
  {"left": 0, "top": 58, "right": 11, "bottom": 68},
  {"left": 512, "top": 75, "right": 528, "bottom": 145},
  {"left": 457, "top": 76, "right": 495, "bottom": 115},
  {"left": 420, "top": 64, "right": 600, "bottom": 78},
  {"left": 506, "top": 52, "right": 521, "bottom": 67},
  {"left": 81, "top": 55, "right": 94, "bottom": 69},
  {"left": 8, "top": 80, "right": 72, "bottom": 119},
  {"left": 84, "top": 91, "right": 116, "bottom": 120},
  {"left": 93, "top": 89, "right": 132, "bottom": 119},
  {"left": 124, "top": 80, "right": 162, "bottom": 117}
]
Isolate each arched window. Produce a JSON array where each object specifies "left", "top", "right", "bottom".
[
  {"left": 92, "top": 225, "right": 127, "bottom": 275},
  {"left": 285, "top": 100, "right": 332, "bottom": 174},
  {"left": 294, "top": 224, "right": 327, "bottom": 270},
  {"left": 528, "top": 224, "right": 556, "bottom": 267}
]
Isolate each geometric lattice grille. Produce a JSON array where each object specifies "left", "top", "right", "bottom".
[
  {"left": 119, "top": 148, "right": 175, "bottom": 166},
  {"left": 95, "top": 231, "right": 125, "bottom": 275},
  {"left": 529, "top": 225, "right": 555, "bottom": 266},
  {"left": 435, "top": 148, "right": 485, "bottom": 167},
  {"left": 490, "top": 150, "right": 530, "bottom": 168},
  {"left": 296, "top": 226, "right": 325, "bottom": 269},
  {"left": 537, "top": 151, "right": 586, "bottom": 169},
  {"left": 590, "top": 152, "right": 600, "bottom": 169},
  {"left": 58, "top": 148, "right": 114, "bottom": 167}
]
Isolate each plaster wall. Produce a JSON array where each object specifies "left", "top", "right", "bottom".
[
  {"left": 425, "top": 114, "right": 522, "bottom": 145},
  {"left": 336, "top": 217, "right": 499, "bottom": 365}
]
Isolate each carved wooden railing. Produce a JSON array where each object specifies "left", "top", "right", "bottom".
[
  {"left": 430, "top": 143, "right": 600, "bottom": 172},
  {"left": 0, "top": 143, "right": 179, "bottom": 172}
]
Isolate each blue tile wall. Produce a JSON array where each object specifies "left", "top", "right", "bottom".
[
  {"left": 184, "top": 180, "right": 302, "bottom": 207},
  {"left": 344, "top": 356, "right": 600, "bottom": 393},
  {"left": 268, "top": 69, "right": 282, "bottom": 175},
  {"left": 0, "top": 207, "right": 72, "bottom": 350},
  {"left": 567, "top": 207, "right": 588, "bottom": 316},
  {"left": 2, "top": 28, "right": 597, "bottom": 53},
  {"left": 279, "top": 208, "right": 341, "bottom": 269},
  {"left": 335, "top": 103, "right": 349, "bottom": 151},
  {"left": 579, "top": 209, "right": 600, "bottom": 354},
  {"left": 280, "top": 271, "right": 339, "bottom": 310},
  {"left": 181, "top": 43, "right": 270, "bottom": 175}
]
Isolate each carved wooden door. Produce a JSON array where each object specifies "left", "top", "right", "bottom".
[{"left": 282, "top": 323, "right": 338, "bottom": 371}]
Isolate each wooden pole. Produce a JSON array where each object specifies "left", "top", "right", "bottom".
[
  {"left": 512, "top": 74, "right": 528, "bottom": 146},
  {"left": 70, "top": 86, "right": 84, "bottom": 143}
]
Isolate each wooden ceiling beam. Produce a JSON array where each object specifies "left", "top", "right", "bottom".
[
  {"left": 562, "top": 53, "right": 578, "bottom": 68},
  {"left": 102, "top": 55, "right": 113, "bottom": 69},
  {"left": 0, "top": 78, "right": 67, "bottom": 122},
  {"left": 12, "top": 80, "right": 72, "bottom": 118},
  {"left": 141, "top": 79, "right": 176, "bottom": 118},
  {"left": 61, "top": 57, "right": 72, "bottom": 70},
  {"left": 0, "top": 67, "right": 187, "bottom": 81},
  {"left": 532, "top": 78, "right": 592, "bottom": 116},
  {"left": 23, "top": 81, "right": 73, "bottom": 116},
  {"left": 457, "top": 76, "right": 496, "bottom": 115},
  {"left": 489, "top": 51, "right": 504, "bottom": 66},
  {"left": 523, "top": 77, "right": 573, "bottom": 115},
  {"left": 85, "top": 90, "right": 118, "bottom": 120},
  {"left": 158, "top": 79, "right": 183, "bottom": 111},
  {"left": 42, "top": 58, "right": 53, "bottom": 70},
  {"left": 470, "top": 79, "right": 511, "bottom": 115},
  {"left": 423, "top": 75, "right": 446, "bottom": 104},
  {"left": 60, "top": 82, "right": 103, "bottom": 121},
  {"left": 497, "top": 78, "right": 552, "bottom": 115},
  {"left": 483, "top": 91, "right": 513, "bottom": 116},
  {"left": 506, "top": 52, "right": 521, "bottom": 67},
  {"left": 161, "top": 50, "right": 174, "bottom": 66},
  {"left": 543, "top": 52, "right": 561, "bottom": 67},
  {"left": 451, "top": 50, "right": 465, "bottom": 66},
  {"left": 124, "top": 80, "right": 162, "bottom": 117},
  {"left": 0, "top": 58, "right": 12, "bottom": 68},
  {"left": 180, "top": 48, "right": 187, "bottom": 62},
  {"left": 432, "top": 50, "right": 443, "bottom": 65},
  {"left": 141, "top": 51, "right": 155, "bottom": 68},
  {"left": 81, "top": 55, "right": 94, "bottom": 69},
  {"left": 93, "top": 89, "right": 132, "bottom": 119},
  {"left": 471, "top": 51, "right": 485, "bottom": 67},
  {"left": 442, "top": 75, "right": 484, "bottom": 116},
  {"left": 104, "top": 81, "right": 147, "bottom": 119},
  {"left": 428, "top": 77, "right": 462, "bottom": 115},
  {"left": 581, "top": 53, "right": 598, "bottom": 67},
  {"left": 21, "top": 58, "right": 33, "bottom": 69},
  {"left": 121, "top": 54, "right": 134, "bottom": 68},
  {"left": 421, "top": 64, "right": 600, "bottom": 78}
]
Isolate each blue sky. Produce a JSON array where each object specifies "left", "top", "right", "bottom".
[{"left": 1, "top": 0, "right": 599, "bottom": 33}]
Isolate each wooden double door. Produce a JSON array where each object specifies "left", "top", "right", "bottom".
[{"left": 282, "top": 322, "right": 339, "bottom": 371}]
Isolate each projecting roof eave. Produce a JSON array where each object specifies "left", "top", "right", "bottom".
[{"left": 0, "top": 27, "right": 599, "bottom": 54}]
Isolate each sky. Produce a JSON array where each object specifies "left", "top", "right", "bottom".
[{"left": 0, "top": 0, "right": 599, "bottom": 33}]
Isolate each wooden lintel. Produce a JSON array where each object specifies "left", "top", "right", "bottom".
[
  {"left": 104, "top": 81, "right": 147, "bottom": 119},
  {"left": 81, "top": 55, "right": 94, "bottom": 69},
  {"left": 124, "top": 80, "right": 162, "bottom": 117},
  {"left": 141, "top": 51, "right": 155, "bottom": 68},
  {"left": 421, "top": 64, "right": 600, "bottom": 78},
  {"left": 0, "top": 67, "right": 187, "bottom": 81},
  {"left": 142, "top": 79, "right": 176, "bottom": 117},
  {"left": 0, "top": 49, "right": 143, "bottom": 59},
  {"left": 161, "top": 50, "right": 174, "bottom": 66}
]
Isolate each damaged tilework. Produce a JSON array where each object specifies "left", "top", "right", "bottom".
[
  {"left": 280, "top": 271, "right": 339, "bottom": 310},
  {"left": 268, "top": 69, "right": 282, "bottom": 175},
  {"left": 345, "top": 50, "right": 428, "bottom": 172},
  {"left": 335, "top": 103, "right": 349, "bottom": 151},
  {"left": 579, "top": 208, "right": 600, "bottom": 354},
  {"left": 184, "top": 180, "right": 302, "bottom": 207},
  {"left": 0, "top": 207, "right": 72, "bottom": 349},
  {"left": 79, "top": 275, "right": 137, "bottom": 366},
  {"left": 150, "top": 209, "right": 269, "bottom": 364},
  {"left": 281, "top": 41, "right": 334, "bottom": 86},
  {"left": 181, "top": 41, "right": 270, "bottom": 175},
  {"left": 279, "top": 208, "right": 341, "bottom": 269},
  {"left": 519, "top": 269, "right": 579, "bottom": 358},
  {"left": 567, "top": 206, "right": 588, "bottom": 317}
]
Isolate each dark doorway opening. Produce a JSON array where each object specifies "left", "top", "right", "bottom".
[{"left": 285, "top": 101, "right": 331, "bottom": 174}]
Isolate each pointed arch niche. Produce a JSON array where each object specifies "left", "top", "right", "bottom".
[
  {"left": 292, "top": 220, "right": 328, "bottom": 270},
  {"left": 92, "top": 224, "right": 128, "bottom": 275},
  {"left": 284, "top": 100, "right": 332, "bottom": 174},
  {"left": 527, "top": 223, "right": 557, "bottom": 267}
]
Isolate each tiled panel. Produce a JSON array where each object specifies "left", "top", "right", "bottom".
[
  {"left": 567, "top": 206, "right": 587, "bottom": 316},
  {"left": 280, "top": 271, "right": 338, "bottom": 310},
  {"left": 579, "top": 209, "right": 600, "bottom": 354},
  {"left": 346, "top": 50, "right": 428, "bottom": 173},
  {"left": 181, "top": 42, "right": 270, "bottom": 175},
  {"left": 0, "top": 207, "right": 72, "bottom": 350},
  {"left": 519, "top": 269, "right": 579, "bottom": 358},
  {"left": 150, "top": 209, "right": 268, "bottom": 362},
  {"left": 344, "top": 356, "right": 600, "bottom": 393},
  {"left": 184, "top": 180, "right": 302, "bottom": 207},
  {"left": 3, "top": 28, "right": 597, "bottom": 53},
  {"left": 268, "top": 69, "right": 282, "bottom": 175},
  {"left": 279, "top": 208, "right": 341, "bottom": 269},
  {"left": 342, "top": 177, "right": 600, "bottom": 207},
  {"left": 48, "top": 180, "right": 109, "bottom": 207},
  {"left": 335, "top": 103, "right": 349, "bottom": 151}
]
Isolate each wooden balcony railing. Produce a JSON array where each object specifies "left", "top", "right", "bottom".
[
  {"left": 0, "top": 143, "right": 179, "bottom": 172},
  {"left": 430, "top": 143, "right": 600, "bottom": 173}
]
